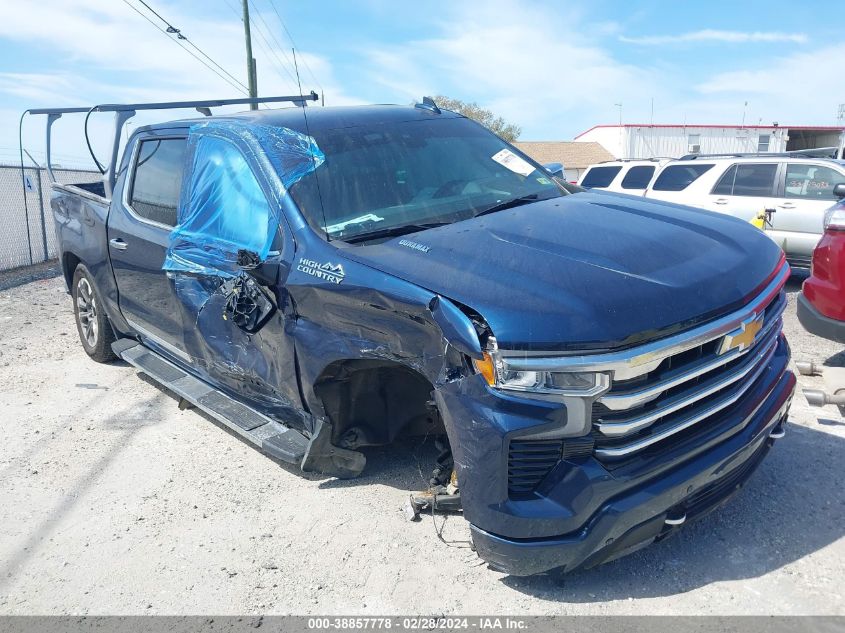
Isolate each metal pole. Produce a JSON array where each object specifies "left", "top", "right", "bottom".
[
  {"left": 24, "top": 150, "right": 48, "bottom": 262},
  {"left": 18, "top": 111, "right": 34, "bottom": 265},
  {"left": 242, "top": 0, "right": 258, "bottom": 109},
  {"left": 35, "top": 167, "right": 47, "bottom": 262}
]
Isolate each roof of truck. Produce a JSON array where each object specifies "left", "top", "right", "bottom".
[{"left": 139, "top": 104, "right": 464, "bottom": 136}]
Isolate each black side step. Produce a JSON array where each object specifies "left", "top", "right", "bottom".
[{"left": 113, "top": 339, "right": 309, "bottom": 464}]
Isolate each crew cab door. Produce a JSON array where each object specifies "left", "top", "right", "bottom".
[
  {"left": 771, "top": 162, "right": 845, "bottom": 266},
  {"left": 108, "top": 132, "right": 189, "bottom": 359},
  {"left": 167, "top": 133, "right": 303, "bottom": 418},
  {"left": 705, "top": 162, "right": 780, "bottom": 222}
]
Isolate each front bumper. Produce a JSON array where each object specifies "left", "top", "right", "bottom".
[
  {"left": 436, "top": 340, "right": 795, "bottom": 576},
  {"left": 797, "top": 292, "right": 845, "bottom": 344}
]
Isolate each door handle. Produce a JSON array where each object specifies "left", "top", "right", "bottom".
[
  {"left": 777, "top": 203, "right": 795, "bottom": 209},
  {"left": 713, "top": 199, "right": 728, "bottom": 205},
  {"left": 109, "top": 238, "right": 128, "bottom": 251}
]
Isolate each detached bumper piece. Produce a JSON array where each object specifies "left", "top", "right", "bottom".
[{"left": 470, "top": 371, "right": 794, "bottom": 576}]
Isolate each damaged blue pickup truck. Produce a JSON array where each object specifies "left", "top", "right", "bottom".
[{"left": 32, "top": 94, "right": 795, "bottom": 576}]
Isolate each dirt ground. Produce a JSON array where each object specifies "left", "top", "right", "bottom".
[{"left": 0, "top": 266, "right": 843, "bottom": 615}]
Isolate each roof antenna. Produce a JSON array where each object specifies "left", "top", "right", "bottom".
[
  {"left": 415, "top": 96, "right": 440, "bottom": 114},
  {"left": 292, "top": 48, "right": 305, "bottom": 105},
  {"left": 293, "top": 47, "right": 330, "bottom": 240}
]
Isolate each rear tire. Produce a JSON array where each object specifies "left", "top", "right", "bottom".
[{"left": 72, "top": 265, "right": 117, "bottom": 363}]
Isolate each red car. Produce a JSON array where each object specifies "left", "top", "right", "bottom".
[{"left": 798, "top": 183, "right": 845, "bottom": 343}]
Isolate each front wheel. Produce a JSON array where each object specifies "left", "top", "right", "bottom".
[{"left": 72, "top": 265, "right": 117, "bottom": 363}]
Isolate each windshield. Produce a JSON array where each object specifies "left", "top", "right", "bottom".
[{"left": 287, "top": 116, "right": 565, "bottom": 242}]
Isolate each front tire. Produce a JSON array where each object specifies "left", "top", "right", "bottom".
[{"left": 72, "top": 265, "right": 117, "bottom": 363}]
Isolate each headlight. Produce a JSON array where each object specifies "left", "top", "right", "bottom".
[{"left": 473, "top": 346, "right": 608, "bottom": 397}]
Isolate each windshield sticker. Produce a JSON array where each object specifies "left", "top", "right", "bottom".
[
  {"left": 297, "top": 258, "right": 346, "bottom": 284},
  {"left": 398, "top": 239, "right": 431, "bottom": 253},
  {"left": 324, "top": 213, "right": 385, "bottom": 234},
  {"left": 491, "top": 149, "right": 535, "bottom": 177},
  {"left": 536, "top": 176, "right": 552, "bottom": 185}
]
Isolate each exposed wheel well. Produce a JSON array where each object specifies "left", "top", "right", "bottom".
[{"left": 313, "top": 359, "right": 444, "bottom": 449}]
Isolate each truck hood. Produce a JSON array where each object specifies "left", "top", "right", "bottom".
[{"left": 342, "top": 191, "right": 785, "bottom": 351}]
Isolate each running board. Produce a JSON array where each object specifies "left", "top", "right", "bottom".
[{"left": 112, "top": 339, "right": 309, "bottom": 464}]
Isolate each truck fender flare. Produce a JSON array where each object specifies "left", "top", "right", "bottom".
[{"left": 428, "top": 295, "right": 483, "bottom": 360}]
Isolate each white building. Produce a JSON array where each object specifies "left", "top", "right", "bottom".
[{"left": 574, "top": 124, "right": 845, "bottom": 160}]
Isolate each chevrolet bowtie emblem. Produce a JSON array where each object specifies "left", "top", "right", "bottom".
[{"left": 719, "top": 314, "right": 764, "bottom": 355}]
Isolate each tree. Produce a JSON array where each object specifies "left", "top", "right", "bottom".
[{"left": 431, "top": 95, "right": 522, "bottom": 142}]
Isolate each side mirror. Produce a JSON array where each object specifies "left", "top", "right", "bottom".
[
  {"left": 833, "top": 183, "right": 845, "bottom": 200},
  {"left": 237, "top": 249, "right": 279, "bottom": 286},
  {"left": 543, "top": 162, "right": 565, "bottom": 179},
  {"left": 236, "top": 249, "right": 262, "bottom": 269}
]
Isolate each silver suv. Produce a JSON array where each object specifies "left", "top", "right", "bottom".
[{"left": 644, "top": 156, "right": 845, "bottom": 271}]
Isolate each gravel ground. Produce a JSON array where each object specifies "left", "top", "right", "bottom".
[{"left": 0, "top": 269, "right": 843, "bottom": 615}]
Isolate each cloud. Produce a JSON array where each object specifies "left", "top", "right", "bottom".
[
  {"left": 0, "top": 0, "right": 355, "bottom": 102},
  {"left": 0, "top": 0, "right": 361, "bottom": 159},
  {"left": 699, "top": 43, "right": 845, "bottom": 95},
  {"left": 620, "top": 29, "right": 807, "bottom": 45},
  {"left": 3, "top": 0, "right": 840, "bottom": 158},
  {"left": 622, "top": 41, "right": 843, "bottom": 133},
  {"left": 362, "top": 0, "right": 666, "bottom": 138},
  {"left": 359, "top": 3, "right": 836, "bottom": 136}
]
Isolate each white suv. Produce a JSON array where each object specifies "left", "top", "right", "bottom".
[
  {"left": 644, "top": 156, "right": 845, "bottom": 271},
  {"left": 578, "top": 159, "right": 670, "bottom": 195}
]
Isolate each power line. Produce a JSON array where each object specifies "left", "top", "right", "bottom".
[
  {"left": 135, "top": 0, "right": 172, "bottom": 27},
  {"left": 121, "top": 0, "right": 249, "bottom": 95},
  {"left": 131, "top": 0, "right": 249, "bottom": 94},
  {"left": 265, "top": 0, "right": 323, "bottom": 93},
  {"left": 250, "top": 30, "right": 301, "bottom": 94},
  {"left": 220, "top": 0, "right": 300, "bottom": 95},
  {"left": 248, "top": 0, "right": 300, "bottom": 82},
  {"left": 245, "top": 0, "right": 302, "bottom": 90}
]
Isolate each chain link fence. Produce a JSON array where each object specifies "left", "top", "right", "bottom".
[{"left": 0, "top": 163, "right": 100, "bottom": 271}]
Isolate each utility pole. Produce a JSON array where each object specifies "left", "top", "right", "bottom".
[{"left": 241, "top": 0, "right": 258, "bottom": 109}]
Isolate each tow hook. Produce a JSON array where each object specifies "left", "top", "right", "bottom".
[{"left": 769, "top": 424, "right": 786, "bottom": 439}]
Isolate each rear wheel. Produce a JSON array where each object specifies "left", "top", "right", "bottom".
[{"left": 72, "top": 265, "right": 117, "bottom": 363}]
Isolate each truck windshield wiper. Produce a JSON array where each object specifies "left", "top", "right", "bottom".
[
  {"left": 342, "top": 222, "right": 450, "bottom": 244},
  {"left": 474, "top": 194, "right": 540, "bottom": 218}
]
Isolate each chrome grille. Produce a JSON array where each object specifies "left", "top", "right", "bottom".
[
  {"left": 593, "top": 289, "right": 786, "bottom": 461},
  {"left": 593, "top": 322, "right": 780, "bottom": 460},
  {"left": 499, "top": 260, "right": 790, "bottom": 466}
]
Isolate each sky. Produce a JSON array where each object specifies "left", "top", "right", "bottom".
[{"left": 1, "top": 0, "right": 844, "bottom": 169}]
